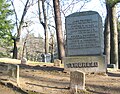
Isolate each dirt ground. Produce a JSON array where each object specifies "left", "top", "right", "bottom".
[
  {"left": 0, "top": 82, "right": 21, "bottom": 94},
  {"left": 0, "top": 59, "right": 120, "bottom": 94},
  {"left": 19, "top": 65, "right": 120, "bottom": 94}
]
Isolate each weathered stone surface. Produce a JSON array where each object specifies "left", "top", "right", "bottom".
[
  {"left": 54, "top": 59, "right": 61, "bottom": 67},
  {"left": 70, "top": 71, "right": 85, "bottom": 90},
  {"left": 0, "top": 63, "right": 8, "bottom": 72},
  {"left": 8, "top": 64, "right": 17, "bottom": 78},
  {"left": 0, "top": 64, "right": 20, "bottom": 86},
  {"left": 21, "top": 57, "right": 27, "bottom": 64},
  {"left": 64, "top": 55, "right": 106, "bottom": 73},
  {"left": 65, "top": 11, "right": 104, "bottom": 56}
]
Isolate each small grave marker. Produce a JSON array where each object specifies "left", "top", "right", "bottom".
[
  {"left": 8, "top": 64, "right": 20, "bottom": 86},
  {"left": 21, "top": 57, "right": 27, "bottom": 64},
  {"left": 0, "top": 63, "right": 8, "bottom": 73},
  {"left": 54, "top": 59, "right": 61, "bottom": 67},
  {"left": 0, "top": 63, "right": 20, "bottom": 86},
  {"left": 70, "top": 71, "right": 85, "bottom": 91}
]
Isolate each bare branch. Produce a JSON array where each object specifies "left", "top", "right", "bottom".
[
  {"left": 38, "top": 0, "right": 45, "bottom": 27},
  {"left": 10, "top": 0, "right": 19, "bottom": 31},
  {"left": 62, "top": 0, "right": 75, "bottom": 13},
  {"left": 78, "top": 2, "right": 86, "bottom": 12},
  {"left": 17, "top": 0, "right": 30, "bottom": 40},
  {"left": 61, "top": 0, "right": 91, "bottom": 15}
]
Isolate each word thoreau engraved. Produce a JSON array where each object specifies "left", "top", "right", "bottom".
[{"left": 66, "top": 62, "right": 98, "bottom": 68}]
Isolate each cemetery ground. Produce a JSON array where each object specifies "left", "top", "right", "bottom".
[{"left": 0, "top": 58, "right": 120, "bottom": 94}]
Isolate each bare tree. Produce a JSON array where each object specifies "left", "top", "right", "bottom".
[
  {"left": 53, "top": 0, "right": 65, "bottom": 63},
  {"left": 104, "top": 0, "right": 111, "bottom": 64},
  {"left": 49, "top": 34, "right": 55, "bottom": 62},
  {"left": 10, "top": 0, "right": 33, "bottom": 59},
  {"left": 61, "top": 0, "right": 91, "bottom": 16},
  {"left": 105, "top": 0, "right": 120, "bottom": 69},
  {"left": 21, "top": 21, "right": 33, "bottom": 58},
  {"left": 110, "top": 5, "right": 118, "bottom": 69},
  {"left": 38, "top": 0, "right": 49, "bottom": 54}
]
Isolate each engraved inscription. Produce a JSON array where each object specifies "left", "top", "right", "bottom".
[
  {"left": 66, "top": 16, "right": 100, "bottom": 49},
  {"left": 66, "top": 62, "right": 98, "bottom": 68},
  {"left": 65, "top": 11, "right": 104, "bottom": 56}
]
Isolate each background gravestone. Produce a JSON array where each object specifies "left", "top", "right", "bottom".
[
  {"left": 21, "top": 57, "right": 27, "bottom": 64},
  {"left": 70, "top": 71, "right": 85, "bottom": 90},
  {"left": 54, "top": 59, "right": 61, "bottom": 67}
]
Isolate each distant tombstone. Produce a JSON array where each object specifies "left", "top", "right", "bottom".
[
  {"left": 41, "top": 54, "right": 51, "bottom": 62},
  {"left": 54, "top": 59, "right": 61, "bottom": 67},
  {"left": 65, "top": 11, "right": 104, "bottom": 56},
  {"left": 21, "top": 57, "right": 27, "bottom": 64},
  {"left": 70, "top": 71, "right": 85, "bottom": 90}
]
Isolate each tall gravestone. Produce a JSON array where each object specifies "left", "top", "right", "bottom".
[{"left": 64, "top": 11, "right": 106, "bottom": 73}]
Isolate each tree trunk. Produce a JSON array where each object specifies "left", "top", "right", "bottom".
[
  {"left": 38, "top": 0, "right": 49, "bottom": 54},
  {"left": 110, "top": 5, "right": 118, "bottom": 69},
  {"left": 11, "top": 0, "right": 30, "bottom": 59},
  {"left": 104, "top": 3, "right": 111, "bottom": 64},
  {"left": 53, "top": 0, "right": 65, "bottom": 62},
  {"left": 50, "top": 34, "right": 54, "bottom": 63},
  {"left": 13, "top": 38, "right": 18, "bottom": 59},
  {"left": 42, "top": 0, "right": 49, "bottom": 54},
  {"left": 17, "top": 0, "right": 30, "bottom": 41}
]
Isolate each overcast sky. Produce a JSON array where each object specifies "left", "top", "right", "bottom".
[{"left": 12, "top": 0, "right": 107, "bottom": 38}]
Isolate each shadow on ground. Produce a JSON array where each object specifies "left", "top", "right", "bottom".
[
  {"left": 107, "top": 72, "right": 120, "bottom": 77},
  {"left": 86, "top": 82, "right": 120, "bottom": 94},
  {"left": 19, "top": 64, "right": 64, "bottom": 72}
]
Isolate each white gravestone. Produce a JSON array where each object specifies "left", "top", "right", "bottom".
[
  {"left": 54, "top": 59, "right": 61, "bottom": 67},
  {"left": 21, "top": 57, "right": 27, "bottom": 64},
  {"left": 65, "top": 11, "right": 104, "bottom": 56}
]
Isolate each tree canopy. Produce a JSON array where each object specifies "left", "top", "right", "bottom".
[
  {"left": 106, "top": 0, "right": 120, "bottom": 7},
  {"left": 0, "top": 0, "right": 13, "bottom": 57}
]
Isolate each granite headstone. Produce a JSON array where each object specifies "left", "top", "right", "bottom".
[
  {"left": 65, "top": 11, "right": 104, "bottom": 56},
  {"left": 64, "top": 11, "right": 106, "bottom": 73}
]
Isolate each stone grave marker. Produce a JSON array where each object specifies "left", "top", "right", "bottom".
[
  {"left": 21, "top": 57, "right": 27, "bottom": 64},
  {"left": 0, "top": 63, "right": 8, "bottom": 73},
  {"left": 8, "top": 64, "right": 20, "bottom": 86},
  {"left": 64, "top": 11, "right": 106, "bottom": 73},
  {"left": 65, "top": 11, "right": 104, "bottom": 56},
  {"left": 64, "top": 55, "right": 106, "bottom": 73},
  {"left": 70, "top": 71, "right": 85, "bottom": 91},
  {"left": 54, "top": 59, "right": 61, "bottom": 67},
  {"left": 0, "top": 63, "right": 20, "bottom": 86}
]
